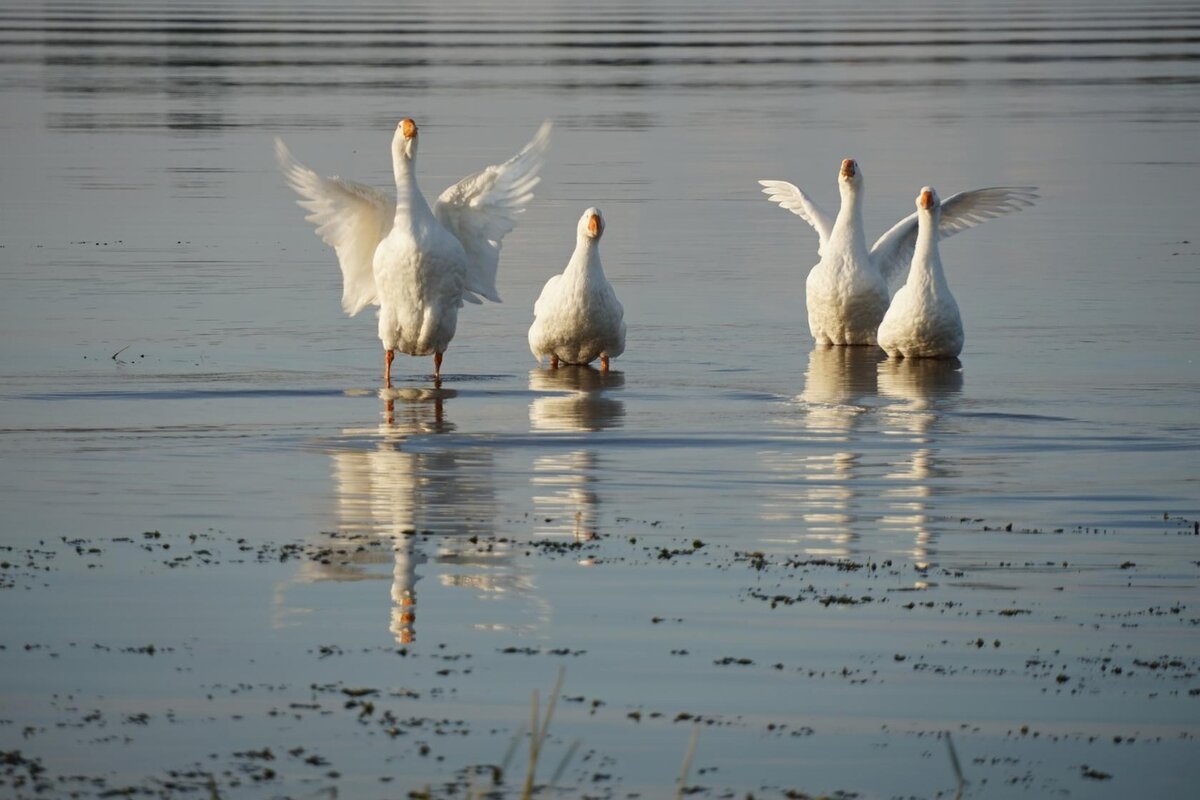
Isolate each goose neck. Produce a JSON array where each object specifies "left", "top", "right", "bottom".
[
  {"left": 567, "top": 238, "right": 604, "bottom": 280},
  {"left": 393, "top": 159, "right": 431, "bottom": 221},
  {"left": 910, "top": 213, "right": 947, "bottom": 288},
  {"left": 830, "top": 189, "right": 869, "bottom": 253}
]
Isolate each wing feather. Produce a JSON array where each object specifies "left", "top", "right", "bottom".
[
  {"left": 275, "top": 137, "right": 393, "bottom": 316},
  {"left": 434, "top": 121, "right": 553, "bottom": 304},
  {"left": 757, "top": 179, "right": 835, "bottom": 256},
  {"left": 870, "top": 186, "right": 1039, "bottom": 292}
]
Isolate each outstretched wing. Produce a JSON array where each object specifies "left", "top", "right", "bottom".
[
  {"left": 870, "top": 186, "right": 1039, "bottom": 293},
  {"left": 434, "top": 120, "right": 552, "bottom": 304},
  {"left": 757, "top": 179, "right": 835, "bottom": 256},
  {"left": 275, "top": 137, "right": 393, "bottom": 316}
]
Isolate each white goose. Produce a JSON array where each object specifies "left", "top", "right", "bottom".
[
  {"left": 528, "top": 207, "right": 626, "bottom": 371},
  {"left": 877, "top": 187, "right": 963, "bottom": 359},
  {"left": 758, "top": 159, "right": 1036, "bottom": 346},
  {"left": 276, "top": 118, "right": 551, "bottom": 386}
]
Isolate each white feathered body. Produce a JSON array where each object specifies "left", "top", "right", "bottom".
[
  {"left": 877, "top": 190, "right": 964, "bottom": 359},
  {"left": 805, "top": 226, "right": 889, "bottom": 346},
  {"left": 373, "top": 213, "right": 467, "bottom": 357},
  {"left": 529, "top": 215, "right": 625, "bottom": 366},
  {"left": 877, "top": 263, "right": 963, "bottom": 358}
]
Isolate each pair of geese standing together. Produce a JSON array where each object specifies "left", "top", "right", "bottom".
[{"left": 276, "top": 119, "right": 1037, "bottom": 386}]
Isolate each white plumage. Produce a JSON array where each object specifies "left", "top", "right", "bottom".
[
  {"left": 276, "top": 118, "right": 551, "bottom": 385},
  {"left": 758, "top": 160, "right": 1036, "bottom": 346},
  {"left": 878, "top": 187, "right": 964, "bottom": 359},
  {"left": 528, "top": 208, "right": 626, "bottom": 371}
]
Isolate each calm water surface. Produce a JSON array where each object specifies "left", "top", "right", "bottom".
[{"left": 1, "top": 1, "right": 1198, "bottom": 797}]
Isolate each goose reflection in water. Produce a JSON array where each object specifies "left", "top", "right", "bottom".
[
  {"left": 877, "top": 358, "right": 964, "bottom": 568},
  {"left": 291, "top": 388, "right": 509, "bottom": 645},
  {"left": 528, "top": 366, "right": 625, "bottom": 433},
  {"left": 761, "top": 346, "right": 885, "bottom": 558},
  {"left": 528, "top": 366, "right": 624, "bottom": 541}
]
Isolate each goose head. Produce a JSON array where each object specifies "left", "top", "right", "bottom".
[
  {"left": 917, "top": 186, "right": 941, "bottom": 219},
  {"left": 578, "top": 207, "right": 605, "bottom": 241},
  {"left": 392, "top": 117, "right": 419, "bottom": 163},
  {"left": 838, "top": 158, "right": 863, "bottom": 202}
]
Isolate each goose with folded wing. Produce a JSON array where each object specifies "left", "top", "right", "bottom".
[{"left": 528, "top": 207, "right": 626, "bottom": 371}]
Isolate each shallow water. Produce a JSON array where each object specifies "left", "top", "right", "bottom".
[{"left": 2, "top": 1, "right": 1199, "bottom": 797}]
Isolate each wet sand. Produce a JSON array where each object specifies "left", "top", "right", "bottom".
[{"left": 2, "top": 380, "right": 1197, "bottom": 798}]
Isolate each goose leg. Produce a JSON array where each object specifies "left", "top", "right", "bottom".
[
  {"left": 433, "top": 352, "right": 443, "bottom": 387},
  {"left": 550, "top": 355, "right": 559, "bottom": 369},
  {"left": 600, "top": 355, "right": 610, "bottom": 372},
  {"left": 384, "top": 349, "right": 395, "bottom": 388}
]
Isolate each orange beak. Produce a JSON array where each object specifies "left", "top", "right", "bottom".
[
  {"left": 401, "top": 118, "right": 417, "bottom": 139},
  {"left": 841, "top": 159, "right": 856, "bottom": 178},
  {"left": 919, "top": 189, "right": 934, "bottom": 210},
  {"left": 587, "top": 214, "right": 601, "bottom": 237}
]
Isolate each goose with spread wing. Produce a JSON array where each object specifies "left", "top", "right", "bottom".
[
  {"left": 758, "top": 159, "right": 1036, "bottom": 346},
  {"left": 877, "top": 187, "right": 964, "bottom": 359},
  {"left": 276, "top": 118, "right": 551, "bottom": 386}
]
